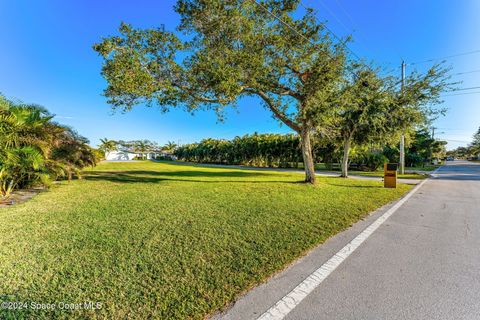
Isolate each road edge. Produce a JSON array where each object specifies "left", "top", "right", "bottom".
[{"left": 254, "top": 166, "right": 442, "bottom": 320}]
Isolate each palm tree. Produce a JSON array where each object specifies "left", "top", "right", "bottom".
[
  {"left": 52, "top": 128, "right": 97, "bottom": 180},
  {"left": 0, "top": 104, "right": 54, "bottom": 150},
  {"left": 0, "top": 98, "right": 54, "bottom": 198},
  {"left": 163, "top": 141, "right": 178, "bottom": 153},
  {"left": 0, "top": 146, "right": 49, "bottom": 198},
  {"left": 0, "top": 94, "right": 97, "bottom": 198},
  {"left": 134, "top": 140, "right": 149, "bottom": 160},
  {"left": 99, "top": 138, "right": 117, "bottom": 158}
]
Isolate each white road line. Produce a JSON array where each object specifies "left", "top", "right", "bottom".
[{"left": 257, "top": 167, "right": 442, "bottom": 320}]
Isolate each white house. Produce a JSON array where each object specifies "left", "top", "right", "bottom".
[
  {"left": 105, "top": 150, "right": 139, "bottom": 161},
  {"left": 105, "top": 150, "right": 175, "bottom": 161}
]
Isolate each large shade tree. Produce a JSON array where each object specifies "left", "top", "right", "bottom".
[{"left": 93, "top": 0, "right": 348, "bottom": 183}]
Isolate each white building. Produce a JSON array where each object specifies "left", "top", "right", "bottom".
[
  {"left": 105, "top": 150, "right": 174, "bottom": 161},
  {"left": 105, "top": 150, "right": 138, "bottom": 161}
]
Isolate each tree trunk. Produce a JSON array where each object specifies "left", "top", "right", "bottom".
[
  {"left": 341, "top": 137, "right": 351, "bottom": 178},
  {"left": 300, "top": 129, "right": 316, "bottom": 184}
]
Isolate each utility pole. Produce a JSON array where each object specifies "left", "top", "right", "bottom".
[
  {"left": 429, "top": 126, "right": 439, "bottom": 166},
  {"left": 400, "top": 60, "right": 406, "bottom": 174}
]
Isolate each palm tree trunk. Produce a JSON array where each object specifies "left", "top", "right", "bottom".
[{"left": 300, "top": 129, "right": 316, "bottom": 184}]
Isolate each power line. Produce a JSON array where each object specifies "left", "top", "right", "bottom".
[
  {"left": 316, "top": 0, "right": 401, "bottom": 63},
  {"left": 409, "top": 49, "right": 480, "bottom": 65},
  {"left": 317, "top": 0, "right": 351, "bottom": 34},
  {"left": 332, "top": 0, "right": 358, "bottom": 29},
  {"left": 247, "top": 0, "right": 315, "bottom": 45},
  {"left": 442, "top": 91, "right": 480, "bottom": 97},
  {"left": 437, "top": 127, "right": 476, "bottom": 132},
  {"left": 298, "top": 0, "right": 385, "bottom": 77},
  {"left": 298, "top": 1, "right": 362, "bottom": 61},
  {"left": 441, "top": 139, "right": 472, "bottom": 143},
  {"left": 400, "top": 61, "right": 480, "bottom": 97},
  {"left": 452, "top": 69, "right": 480, "bottom": 76},
  {"left": 247, "top": 0, "right": 372, "bottom": 79},
  {"left": 329, "top": 0, "right": 392, "bottom": 60},
  {"left": 302, "top": 1, "right": 400, "bottom": 73},
  {"left": 452, "top": 86, "right": 480, "bottom": 92}
]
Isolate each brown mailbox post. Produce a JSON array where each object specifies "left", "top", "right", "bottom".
[{"left": 384, "top": 163, "right": 398, "bottom": 188}]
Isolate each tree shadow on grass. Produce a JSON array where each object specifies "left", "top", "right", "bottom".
[
  {"left": 84, "top": 170, "right": 300, "bottom": 184},
  {"left": 325, "top": 182, "right": 383, "bottom": 189}
]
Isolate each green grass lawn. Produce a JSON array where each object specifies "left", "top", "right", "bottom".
[
  {"left": 404, "top": 164, "right": 441, "bottom": 171},
  {"left": 0, "top": 161, "right": 411, "bottom": 319}
]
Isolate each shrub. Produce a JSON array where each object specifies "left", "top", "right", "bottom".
[
  {"left": 406, "top": 152, "right": 424, "bottom": 167},
  {"left": 155, "top": 155, "right": 174, "bottom": 161},
  {"left": 359, "top": 152, "right": 388, "bottom": 171},
  {"left": 0, "top": 94, "right": 96, "bottom": 198}
]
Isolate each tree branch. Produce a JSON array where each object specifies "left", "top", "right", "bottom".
[
  {"left": 269, "top": 83, "right": 304, "bottom": 100},
  {"left": 245, "top": 88, "right": 301, "bottom": 132}
]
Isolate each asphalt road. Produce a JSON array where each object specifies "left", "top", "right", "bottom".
[{"left": 214, "top": 160, "right": 480, "bottom": 320}]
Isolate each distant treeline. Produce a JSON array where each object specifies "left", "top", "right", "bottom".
[
  {"left": 174, "top": 130, "right": 448, "bottom": 170},
  {"left": 446, "top": 126, "right": 480, "bottom": 160},
  {"left": 174, "top": 133, "right": 302, "bottom": 168},
  {"left": 174, "top": 134, "right": 384, "bottom": 170}
]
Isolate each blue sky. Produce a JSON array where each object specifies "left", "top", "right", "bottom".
[{"left": 0, "top": 0, "right": 479, "bottom": 149}]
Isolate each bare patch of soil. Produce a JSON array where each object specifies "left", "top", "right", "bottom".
[{"left": 0, "top": 187, "right": 44, "bottom": 208}]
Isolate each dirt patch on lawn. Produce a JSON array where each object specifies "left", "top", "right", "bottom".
[{"left": 0, "top": 187, "right": 45, "bottom": 208}]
